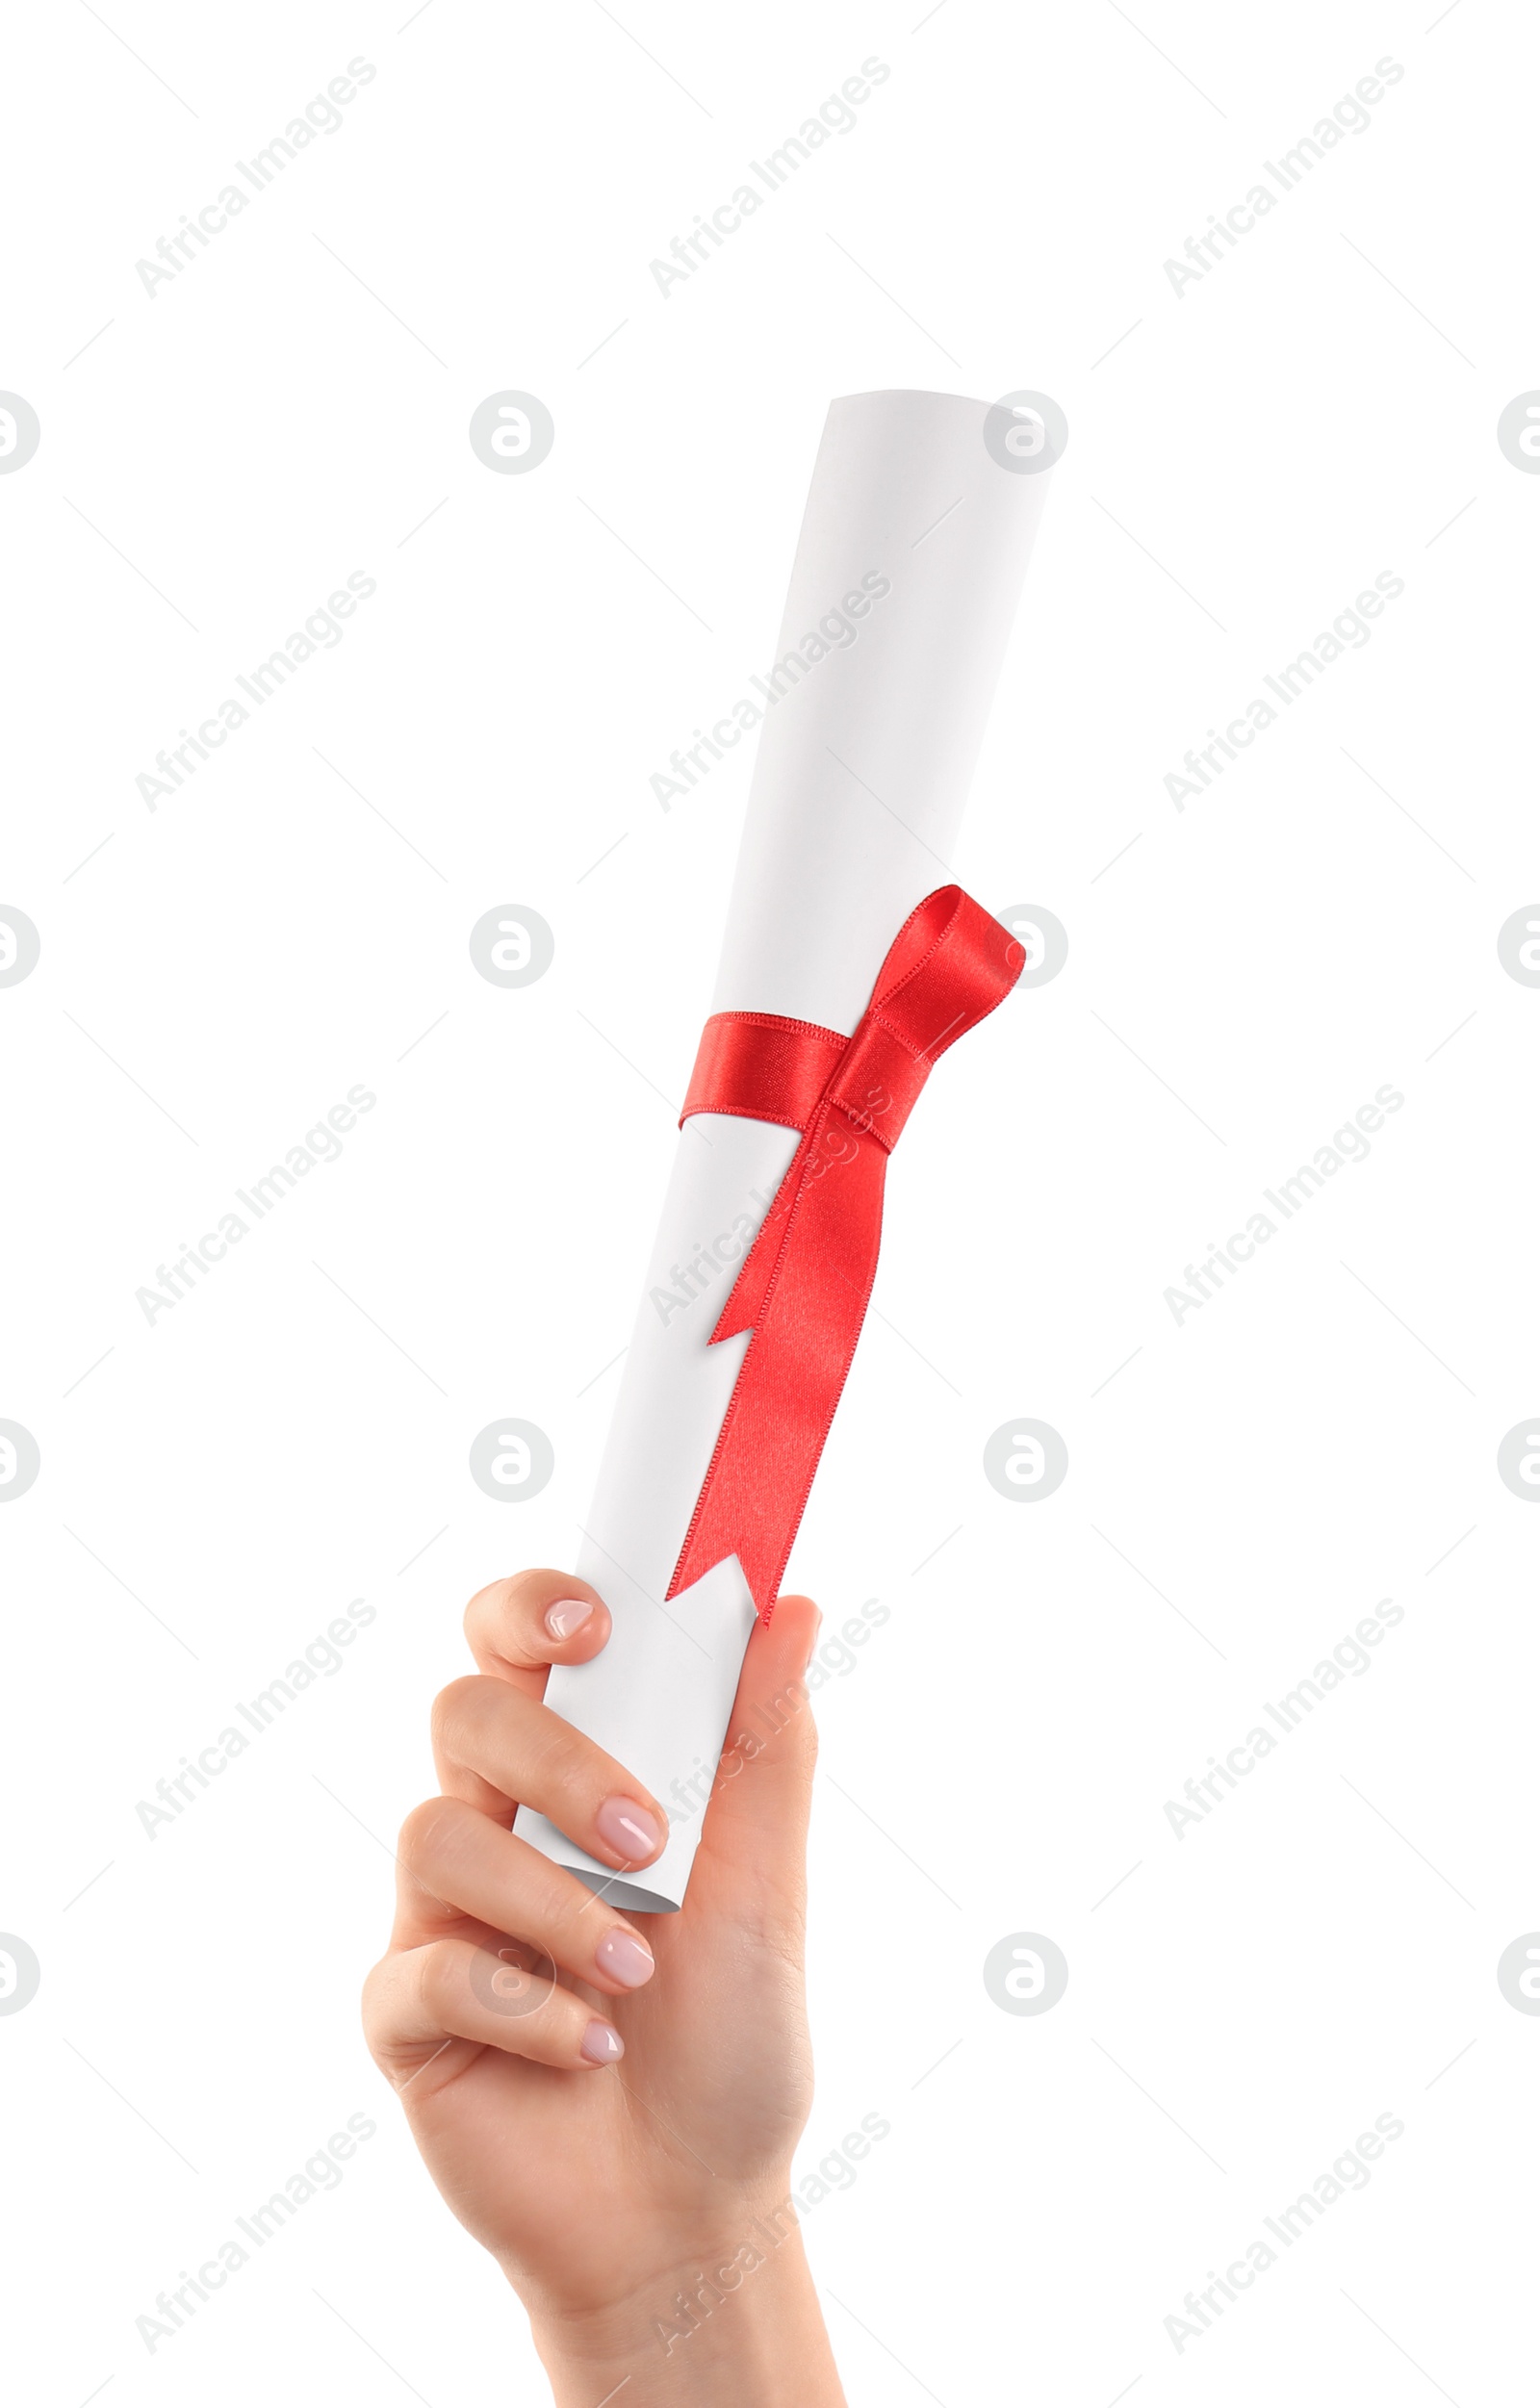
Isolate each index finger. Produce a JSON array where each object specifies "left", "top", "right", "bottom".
[{"left": 463, "top": 1567, "right": 612, "bottom": 1698}]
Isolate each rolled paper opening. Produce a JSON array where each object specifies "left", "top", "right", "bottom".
[{"left": 567, "top": 1867, "right": 680, "bottom": 1918}]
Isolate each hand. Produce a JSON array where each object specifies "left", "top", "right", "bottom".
[{"left": 362, "top": 1567, "right": 846, "bottom": 2405}]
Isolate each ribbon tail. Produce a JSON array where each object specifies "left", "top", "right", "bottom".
[{"left": 668, "top": 1132, "right": 888, "bottom": 1619}]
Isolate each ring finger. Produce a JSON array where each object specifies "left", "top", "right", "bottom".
[{"left": 394, "top": 1795, "right": 656, "bottom": 1998}]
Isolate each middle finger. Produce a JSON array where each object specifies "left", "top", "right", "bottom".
[
  {"left": 431, "top": 1673, "right": 669, "bottom": 1873},
  {"left": 395, "top": 1795, "right": 656, "bottom": 1994}
]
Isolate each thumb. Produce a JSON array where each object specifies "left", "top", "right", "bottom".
[{"left": 695, "top": 1595, "right": 821, "bottom": 1899}]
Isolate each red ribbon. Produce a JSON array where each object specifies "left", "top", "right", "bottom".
[{"left": 668, "top": 885, "right": 1024, "bottom": 1621}]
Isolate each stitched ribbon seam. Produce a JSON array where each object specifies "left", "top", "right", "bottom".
[{"left": 667, "top": 884, "right": 1024, "bottom": 1622}]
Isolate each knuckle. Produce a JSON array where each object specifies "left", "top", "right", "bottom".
[
  {"left": 539, "top": 1863, "right": 607, "bottom": 1952},
  {"left": 360, "top": 1954, "right": 421, "bottom": 2072},
  {"left": 488, "top": 1569, "right": 548, "bottom": 1626},
  {"left": 461, "top": 1579, "right": 499, "bottom": 1643},
  {"left": 518, "top": 1711, "right": 587, "bottom": 1790},
  {"left": 417, "top": 1938, "right": 467, "bottom": 2028},
  {"left": 517, "top": 1971, "right": 585, "bottom": 2043},
  {"left": 359, "top": 1956, "right": 392, "bottom": 2042},
  {"left": 529, "top": 1721, "right": 626, "bottom": 1815},
  {"left": 430, "top": 1672, "right": 490, "bottom": 1753},
  {"left": 397, "top": 1794, "right": 463, "bottom": 1873}
]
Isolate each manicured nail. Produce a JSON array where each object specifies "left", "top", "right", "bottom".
[
  {"left": 594, "top": 1795, "right": 665, "bottom": 1863},
  {"left": 580, "top": 2018, "right": 625, "bottom": 2065},
  {"left": 544, "top": 1598, "right": 594, "bottom": 1643},
  {"left": 595, "top": 1930, "right": 655, "bottom": 1989}
]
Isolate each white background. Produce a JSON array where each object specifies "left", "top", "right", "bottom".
[{"left": 2, "top": 0, "right": 1536, "bottom": 2400}]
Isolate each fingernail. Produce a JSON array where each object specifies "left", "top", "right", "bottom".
[
  {"left": 595, "top": 1930, "right": 655, "bottom": 1988},
  {"left": 594, "top": 1795, "right": 665, "bottom": 1863},
  {"left": 545, "top": 1598, "right": 594, "bottom": 1643},
  {"left": 580, "top": 2018, "right": 625, "bottom": 2065}
]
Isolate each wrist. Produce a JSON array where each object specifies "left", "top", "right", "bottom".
[{"left": 527, "top": 2193, "right": 845, "bottom": 2407}]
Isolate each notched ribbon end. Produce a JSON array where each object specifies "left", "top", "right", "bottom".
[{"left": 707, "top": 1301, "right": 754, "bottom": 1346}]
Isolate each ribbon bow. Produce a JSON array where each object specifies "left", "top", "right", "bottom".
[{"left": 668, "top": 885, "right": 1024, "bottom": 1621}]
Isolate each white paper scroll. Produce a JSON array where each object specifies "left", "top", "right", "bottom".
[{"left": 514, "top": 389, "right": 1053, "bottom": 1910}]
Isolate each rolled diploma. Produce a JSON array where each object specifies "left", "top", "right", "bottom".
[{"left": 516, "top": 389, "right": 1052, "bottom": 1910}]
